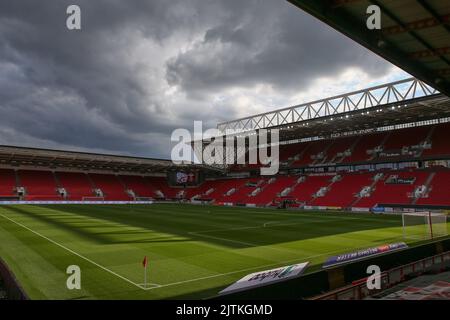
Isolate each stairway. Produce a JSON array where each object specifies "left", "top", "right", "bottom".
[
  {"left": 14, "top": 170, "right": 20, "bottom": 188},
  {"left": 313, "top": 141, "right": 334, "bottom": 165},
  {"left": 411, "top": 171, "right": 435, "bottom": 205},
  {"left": 308, "top": 176, "right": 338, "bottom": 205},
  {"left": 369, "top": 132, "right": 391, "bottom": 160},
  {"left": 338, "top": 135, "right": 362, "bottom": 163},
  {"left": 53, "top": 171, "right": 62, "bottom": 188},
  {"left": 416, "top": 126, "right": 435, "bottom": 157},
  {"left": 350, "top": 174, "right": 382, "bottom": 207}
]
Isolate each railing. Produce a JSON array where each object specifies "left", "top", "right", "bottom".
[
  {"left": 0, "top": 257, "right": 28, "bottom": 300},
  {"left": 312, "top": 250, "right": 450, "bottom": 300},
  {"left": 217, "top": 78, "right": 439, "bottom": 133}
]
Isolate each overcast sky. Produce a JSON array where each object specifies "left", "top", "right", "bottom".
[{"left": 0, "top": 0, "right": 409, "bottom": 159}]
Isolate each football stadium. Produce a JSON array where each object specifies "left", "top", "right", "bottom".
[{"left": 0, "top": 0, "right": 449, "bottom": 304}]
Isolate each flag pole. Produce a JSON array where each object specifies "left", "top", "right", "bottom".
[
  {"left": 144, "top": 264, "right": 147, "bottom": 288},
  {"left": 143, "top": 256, "right": 148, "bottom": 288}
]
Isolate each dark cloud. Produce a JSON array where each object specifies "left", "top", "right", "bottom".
[
  {"left": 166, "top": 0, "right": 391, "bottom": 95},
  {"left": 0, "top": 0, "right": 396, "bottom": 159}
]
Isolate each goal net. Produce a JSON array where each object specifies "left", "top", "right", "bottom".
[
  {"left": 134, "top": 197, "right": 153, "bottom": 201},
  {"left": 402, "top": 211, "right": 448, "bottom": 240},
  {"left": 81, "top": 196, "right": 105, "bottom": 202}
]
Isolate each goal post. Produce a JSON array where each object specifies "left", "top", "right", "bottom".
[
  {"left": 402, "top": 211, "right": 448, "bottom": 240},
  {"left": 81, "top": 196, "right": 105, "bottom": 202},
  {"left": 134, "top": 196, "right": 153, "bottom": 201}
]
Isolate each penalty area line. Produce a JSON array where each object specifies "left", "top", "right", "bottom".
[
  {"left": 0, "top": 212, "right": 160, "bottom": 290},
  {"left": 142, "top": 236, "right": 404, "bottom": 291}
]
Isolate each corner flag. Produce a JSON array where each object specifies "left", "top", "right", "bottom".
[
  {"left": 142, "top": 256, "right": 148, "bottom": 288},
  {"left": 142, "top": 256, "right": 148, "bottom": 268}
]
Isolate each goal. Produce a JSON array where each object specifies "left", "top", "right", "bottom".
[
  {"left": 81, "top": 196, "right": 105, "bottom": 202},
  {"left": 402, "top": 211, "right": 448, "bottom": 240},
  {"left": 134, "top": 197, "right": 153, "bottom": 201}
]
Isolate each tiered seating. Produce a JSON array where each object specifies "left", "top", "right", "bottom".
[
  {"left": 146, "top": 176, "right": 179, "bottom": 198},
  {"left": 279, "top": 143, "right": 305, "bottom": 162},
  {"left": 183, "top": 180, "right": 217, "bottom": 199},
  {"left": 292, "top": 140, "right": 332, "bottom": 166},
  {"left": 217, "top": 178, "right": 257, "bottom": 203},
  {"left": 289, "top": 175, "right": 332, "bottom": 203},
  {"left": 56, "top": 172, "right": 93, "bottom": 200},
  {"left": 343, "top": 132, "right": 387, "bottom": 163},
  {"left": 206, "top": 178, "right": 246, "bottom": 203},
  {"left": 312, "top": 173, "right": 374, "bottom": 207},
  {"left": 383, "top": 126, "right": 430, "bottom": 150},
  {"left": 19, "top": 170, "right": 60, "bottom": 200},
  {"left": 250, "top": 176, "right": 296, "bottom": 205},
  {"left": 322, "top": 137, "right": 355, "bottom": 163},
  {"left": 356, "top": 170, "right": 429, "bottom": 207},
  {"left": 90, "top": 173, "right": 131, "bottom": 200},
  {"left": 119, "top": 175, "right": 154, "bottom": 198},
  {"left": 0, "top": 169, "right": 16, "bottom": 196},
  {"left": 196, "top": 179, "right": 233, "bottom": 200},
  {"left": 416, "top": 170, "right": 450, "bottom": 206},
  {"left": 423, "top": 122, "right": 450, "bottom": 157}
]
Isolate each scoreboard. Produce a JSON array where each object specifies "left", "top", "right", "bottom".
[{"left": 167, "top": 171, "right": 203, "bottom": 187}]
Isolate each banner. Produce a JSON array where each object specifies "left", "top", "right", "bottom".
[
  {"left": 352, "top": 207, "right": 371, "bottom": 212},
  {"left": 0, "top": 200, "right": 154, "bottom": 205},
  {"left": 371, "top": 206, "right": 385, "bottom": 213},
  {"left": 219, "top": 262, "right": 309, "bottom": 295},
  {"left": 323, "top": 242, "right": 408, "bottom": 268},
  {"left": 385, "top": 175, "right": 416, "bottom": 185}
]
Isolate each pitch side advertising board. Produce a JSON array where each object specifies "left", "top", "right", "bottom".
[
  {"left": 219, "top": 262, "right": 309, "bottom": 295},
  {"left": 0, "top": 201, "right": 154, "bottom": 205},
  {"left": 323, "top": 242, "right": 408, "bottom": 268}
]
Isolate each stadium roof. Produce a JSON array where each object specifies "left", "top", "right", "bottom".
[
  {"left": 287, "top": 0, "right": 450, "bottom": 97},
  {"left": 0, "top": 145, "right": 217, "bottom": 174},
  {"left": 217, "top": 77, "right": 450, "bottom": 142}
]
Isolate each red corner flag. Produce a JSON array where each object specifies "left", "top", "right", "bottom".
[{"left": 142, "top": 256, "right": 148, "bottom": 268}]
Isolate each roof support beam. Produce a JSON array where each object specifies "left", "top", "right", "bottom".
[
  {"left": 409, "top": 46, "right": 450, "bottom": 59},
  {"left": 383, "top": 14, "right": 450, "bottom": 35},
  {"left": 370, "top": 0, "right": 450, "bottom": 68},
  {"left": 287, "top": 0, "right": 450, "bottom": 96}
]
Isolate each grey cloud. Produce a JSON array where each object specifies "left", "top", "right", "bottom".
[
  {"left": 0, "top": 0, "right": 395, "bottom": 159},
  {"left": 166, "top": 0, "right": 390, "bottom": 94}
]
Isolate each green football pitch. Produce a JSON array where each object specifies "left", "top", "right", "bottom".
[{"left": 0, "top": 204, "right": 447, "bottom": 299}]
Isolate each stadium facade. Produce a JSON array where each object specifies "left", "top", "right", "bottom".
[{"left": 0, "top": 77, "right": 449, "bottom": 213}]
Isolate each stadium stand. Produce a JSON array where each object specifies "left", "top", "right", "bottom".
[
  {"left": 423, "top": 122, "right": 450, "bottom": 157},
  {"left": 416, "top": 170, "right": 450, "bottom": 206},
  {"left": 250, "top": 176, "right": 296, "bottom": 206},
  {"left": 89, "top": 173, "right": 132, "bottom": 200},
  {"left": 0, "top": 169, "right": 16, "bottom": 197},
  {"left": 146, "top": 176, "right": 179, "bottom": 199},
  {"left": 383, "top": 126, "right": 430, "bottom": 150},
  {"left": 292, "top": 140, "right": 332, "bottom": 166},
  {"left": 56, "top": 172, "right": 94, "bottom": 200},
  {"left": 18, "top": 170, "right": 60, "bottom": 200},
  {"left": 311, "top": 172, "right": 374, "bottom": 208},
  {"left": 322, "top": 136, "right": 356, "bottom": 164},
  {"left": 355, "top": 170, "right": 430, "bottom": 207},
  {"left": 2, "top": 121, "right": 450, "bottom": 209},
  {"left": 288, "top": 175, "right": 331, "bottom": 204},
  {"left": 343, "top": 132, "right": 387, "bottom": 163},
  {"left": 119, "top": 175, "right": 155, "bottom": 199}
]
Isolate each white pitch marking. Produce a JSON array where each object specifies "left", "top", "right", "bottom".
[
  {"left": 188, "top": 231, "right": 257, "bottom": 247},
  {"left": 140, "top": 238, "right": 399, "bottom": 291},
  {"left": 0, "top": 212, "right": 161, "bottom": 290},
  {"left": 0, "top": 208, "right": 403, "bottom": 293}
]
